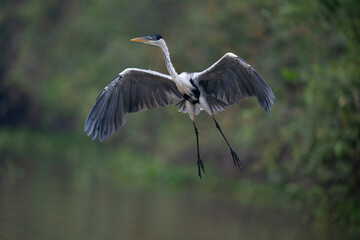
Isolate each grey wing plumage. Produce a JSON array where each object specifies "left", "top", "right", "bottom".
[
  {"left": 195, "top": 53, "right": 275, "bottom": 113},
  {"left": 84, "top": 68, "right": 182, "bottom": 142}
]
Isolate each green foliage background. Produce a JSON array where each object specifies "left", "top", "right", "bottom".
[{"left": 1, "top": 0, "right": 359, "bottom": 234}]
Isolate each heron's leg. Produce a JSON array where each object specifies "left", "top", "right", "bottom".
[
  {"left": 193, "top": 121, "right": 205, "bottom": 179},
  {"left": 212, "top": 116, "right": 243, "bottom": 170}
]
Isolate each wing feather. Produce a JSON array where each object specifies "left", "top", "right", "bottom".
[
  {"left": 195, "top": 53, "right": 275, "bottom": 113},
  {"left": 84, "top": 68, "right": 182, "bottom": 141}
]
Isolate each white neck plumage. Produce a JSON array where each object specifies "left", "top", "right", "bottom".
[{"left": 157, "top": 39, "right": 179, "bottom": 81}]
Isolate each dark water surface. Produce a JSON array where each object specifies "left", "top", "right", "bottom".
[{"left": 0, "top": 173, "right": 342, "bottom": 240}]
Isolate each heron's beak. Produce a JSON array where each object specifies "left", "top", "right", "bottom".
[{"left": 130, "top": 37, "right": 149, "bottom": 42}]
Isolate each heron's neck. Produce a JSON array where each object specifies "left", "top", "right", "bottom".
[{"left": 159, "top": 41, "right": 179, "bottom": 81}]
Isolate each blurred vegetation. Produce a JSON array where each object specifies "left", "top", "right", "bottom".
[{"left": 1, "top": 0, "right": 359, "bottom": 235}]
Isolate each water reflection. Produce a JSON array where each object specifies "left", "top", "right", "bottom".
[{"left": 0, "top": 172, "right": 341, "bottom": 240}]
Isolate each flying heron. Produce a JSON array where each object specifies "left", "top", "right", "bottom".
[{"left": 84, "top": 34, "right": 275, "bottom": 179}]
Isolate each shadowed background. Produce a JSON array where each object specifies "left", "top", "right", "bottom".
[{"left": 0, "top": 0, "right": 359, "bottom": 239}]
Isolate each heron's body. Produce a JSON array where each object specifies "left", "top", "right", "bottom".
[{"left": 84, "top": 34, "right": 275, "bottom": 179}]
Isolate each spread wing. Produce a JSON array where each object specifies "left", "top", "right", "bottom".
[
  {"left": 84, "top": 68, "right": 182, "bottom": 142},
  {"left": 194, "top": 53, "right": 275, "bottom": 113}
]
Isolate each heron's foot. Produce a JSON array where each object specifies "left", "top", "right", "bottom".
[
  {"left": 197, "top": 159, "right": 205, "bottom": 180},
  {"left": 230, "top": 149, "right": 243, "bottom": 170}
]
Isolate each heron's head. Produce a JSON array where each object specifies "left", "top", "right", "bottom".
[{"left": 130, "top": 34, "right": 163, "bottom": 47}]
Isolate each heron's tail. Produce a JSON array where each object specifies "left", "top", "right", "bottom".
[{"left": 176, "top": 99, "right": 187, "bottom": 113}]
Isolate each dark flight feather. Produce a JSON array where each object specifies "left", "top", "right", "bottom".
[
  {"left": 196, "top": 53, "right": 275, "bottom": 113},
  {"left": 84, "top": 68, "right": 182, "bottom": 142}
]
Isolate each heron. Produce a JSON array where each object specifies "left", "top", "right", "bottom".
[{"left": 84, "top": 34, "right": 275, "bottom": 179}]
